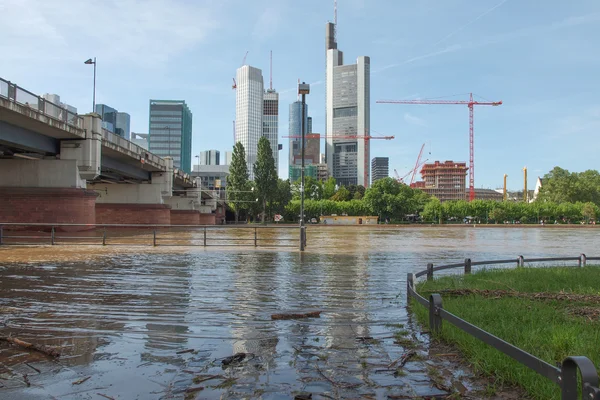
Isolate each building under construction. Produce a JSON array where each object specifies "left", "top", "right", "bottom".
[{"left": 412, "top": 161, "right": 468, "bottom": 202}]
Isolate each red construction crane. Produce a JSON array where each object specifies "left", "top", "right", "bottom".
[
  {"left": 410, "top": 143, "right": 425, "bottom": 185},
  {"left": 377, "top": 93, "right": 502, "bottom": 201},
  {"left": 282, "top": 131, "right": 394, "bottom": 187}
]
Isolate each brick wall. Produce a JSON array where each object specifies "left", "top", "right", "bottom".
[
  {"left": 96, "top": 203, "right": 171, "bottom": 225},
  {"left": 171, "top": 210, "right": 200, "bottom": 225},
  {"left": 0, "top": 187, "right": 97, "bottom": 231},
  {"left": 199, "top": 213, "right": 216, "bottom": 225}
]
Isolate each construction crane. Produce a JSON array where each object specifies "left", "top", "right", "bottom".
[
  {"left": 377, "top": 93, "right": 502, "bottom": 201},
  {"left": 393, "top": 169, "right": 401, "bottom": 182},
  {"left": 232, "top": 51, "right": 249, "bottom": 90},
  {"left": 283, "top": 131, "right": 394, "bottom": 187},
  {"left": 409, "top": 144, "right": 426, "bottom": 185}
]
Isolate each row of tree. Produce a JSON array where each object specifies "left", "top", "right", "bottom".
[{"left": 226, "top": 143, "right": 600, "bottom": 224}]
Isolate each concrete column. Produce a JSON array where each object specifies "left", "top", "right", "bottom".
[{"left": 59, "top": 113, "right": 102, "bottom": 180}]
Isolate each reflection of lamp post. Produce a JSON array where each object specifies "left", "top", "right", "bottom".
[
  {"left": 298, "top": 82, "right": 310, "bottom": 251},
  {"left": 84, "top": 57, "right": 96, "bottom": 112},
  {"left": 195, "top": 154, "right": 199, "bottom": 173}
]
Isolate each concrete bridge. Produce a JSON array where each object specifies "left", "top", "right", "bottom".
[{"left": 0, "top": 77, "right": 224, "bottom": 229}]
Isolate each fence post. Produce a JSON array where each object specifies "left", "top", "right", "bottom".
[
  {"left": 464, "top": 258, "right": 472, "bottom": 274},
  {"left": 102, "top": 228, "right": 106, "bottom": 246},
  {"left": 203, "top": 227, "right": 207, "bottom": 247},
  {"left": 580, "top": 253, "right": 587, "bottom": 268},
  {"left": 406, "top": 273, "right": 415, "bottom": 303},
  {"left": 427, "top": 263, "right": 434, "bottom": 281},
  {"left": 0, "top": 225, "right": 3, "bottom": 245},
  {"left": 51, "top": 226, "right": 55, "bottom": 245},
  {"left": 254, "top": 227, "right": 258, "bottom": 247},
  {"left": 429, "top": 294, "right": 443, "bottom": 334},
  {"left": 153, "top": 230, "right": 157, "bottom": 247},
  {"left": 560, "top": 356, "right": 600, "bottom": 400},
  {"left": 517, "top": 255, "right": 524, "bottom": 267}
]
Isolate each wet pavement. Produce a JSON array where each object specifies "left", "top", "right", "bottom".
[{"left": 0, "top": 226, "right": 597, "bottom": 399}]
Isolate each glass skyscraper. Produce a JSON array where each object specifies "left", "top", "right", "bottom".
[
  {"left": 325, "top": 22, "right": 371, "bottom": 187},
  {"left": 116, "top": 112, "right": 131, "bottom": 139},
  {"left": 95, "top": 104, "right": 131, "bottom": 139},
  {"left": 148, "top": 100, "right": 193, "bottom": 173},
  {"left": 263, "top": 89, "right": 279, "bottom": 174}
]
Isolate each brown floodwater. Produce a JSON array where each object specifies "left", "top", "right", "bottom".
[{"left": 0, "top": 226, "right": 598, "bottom": 399}]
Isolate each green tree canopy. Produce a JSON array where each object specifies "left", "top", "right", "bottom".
[
  {"left": 253, "top": 136, "right": 278, "bottom": 224},
  {"left": 537, "top": 167, "right": 600, "bottom": 205},
  {"left": 226, "top": 142, "right": 250, "bottom": 222},
  {"left": 322, "top": 177, "right": 337, "bottom": 199}
]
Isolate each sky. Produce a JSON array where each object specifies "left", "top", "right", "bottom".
[{"left": 1, "top": 0, "right": 599, "bottom": 190}]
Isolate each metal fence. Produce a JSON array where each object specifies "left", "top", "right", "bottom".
[
  {"left": 0, "top": 77, "right": 83, "bottom": 129},
  {"left": 0, "top": 223, "right": 301, "bottom": 248},
  {"left": 407, "top": 255, "right": 600, "bottom": 400}
]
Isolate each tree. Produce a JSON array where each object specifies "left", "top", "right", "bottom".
[
  {"left": 537, "top": 167, "right": 600, "bottom": 205},
  {"left": 363, "top": 178, "right": 402, "bottom": 220},
  {"left": 270, "top": 179, "right": 292, "bottom": 220},
  {"left": 227, "top": 142, "right": 250, "bottom": 223},
  {"left": 253, "top": 136, "right": 278, "bottom": 224},
  {"left": 323, "top": 177, "right": 337, "bottom": 199},
  {"left": 581, "top": 202, "right": 597, "bottom": 222},
  {"left": 331, "top": 186, "right": 351, "bottom": 201},
  {"left": 422, "top": 197, "right": 442, "bottom": 223}
]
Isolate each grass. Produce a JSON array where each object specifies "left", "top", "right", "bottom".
[{"left": 412, "top": 266, "right": 600, "bottom": 400}]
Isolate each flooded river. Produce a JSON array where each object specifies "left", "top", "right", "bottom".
[{"left": 0, "top": 226, "right": 598, "bottom": 399}]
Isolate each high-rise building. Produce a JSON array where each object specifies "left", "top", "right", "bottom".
[
  {"left": 116, "top": 112, "right": 131, "bottom": 139},
  {"left": 199, "top": 150, "right": 220, "bottom": 166},
  {"left": 42, "top": 94, "right": 77, "bottom": 119},
  {"left": 131, "top": 133, "right": 149, "bottom": 150},
  {"left": 289, "top": 101, "right": 320, "bottom": 182},
  {"left": 307, "top": 116, "right": 313, "bottom": 134},
  {"left": 148, "top": 100, "right": 193, "bottom": 173},
  {"left": 263, "top": 89, "right": 279, "bottom": 174},
  {"left": 371, "top": 157, "right": 389, "bottom": 184},
  {"left": 235, "top": 65, "right": 264, "bottom": 180},
  {"left": 325, "top": 22, "right": 370, "bottom": 187},
  {"left": 224, "top": 151, "right": 233, "bottom": 166},
  {"left": 288, "top": 100, "right": 308, "bottom": 169},
  {"left": 95, "top": 104, "right": 118, "bottom": 133},
  {"left": 414, "top": 160, "right": 468, "bottom": 202}
]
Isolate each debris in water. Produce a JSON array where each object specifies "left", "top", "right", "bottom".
[
  {"left": 24, "top": 363, "right": 40, "bottom": 374},
  {"left": 72, "top": 376, "right": 91, "bottom": 385},
  {"left": 295, "top": 392, "right": 313, "bottom": 399},
  {"left": 22, "top": 374, "right": 30, "bottom": 387},
  {"left": 97, "top": 394, "right": 116, "bottom": 400},
  {"left": 176, "top": 349, "right": 195, "bottom": 355},
  {"left": 388, "top": 350, "right": 417, "bottom": 369},
  {"left": 0, "top": 336, "right": 60, "bottom": 358},
  {"left": 271, "top": 311, "right": 322, "bottom": 320},
  {"left": 193, "top": 374, "right": 223, "bottom": 384},
  {"left": 221, "top": 352, "right": 248, "bottom": 366}
]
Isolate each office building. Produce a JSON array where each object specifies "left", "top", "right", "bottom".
[
  {"left": 325, "top": 22, "right": 370, "bottom": 187},
  {"left": 371, "top": 157, "right": 389, "bottom": 184},
  {"left": 316, "top": 163, "right": 329, "bottom": 181},
  {"left": 307, "top": 116, "right": 313, "bottom": 134},
  {"left": 289, "top": 100, "right": 308, "bottom": 169},
  {"left": 148, "top": 100, "right": 193, "bottom": 173},
  {"left": 235, "top": 65, "right": 264, "bottom": 180},
  {"left": 192, "top": 165, "right": 229, "bottom": 190},
  {"left": 199, "top": 150, "right": 220, "bottom": 166},
  {"left": 413, "top": 160, "right": 468, "bottom": 202},
  {"left": 131, "top": 133, "right": 149, "bottom": 150},
  {"left": 116, "top": 112, "right": 131, "bottom": 139},
  {"left": 263, "top": 89, "right": 279, "bottom": 174},
  {"left": 224, "top": 151, "right": 233, "bottom": 166},
  {"left": 42, "top": 94, "right": 77, "bottom": 120}
]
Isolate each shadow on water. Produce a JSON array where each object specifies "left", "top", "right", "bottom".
[{"left": 0, "top": 226, "right": 597, "bottom": 398}]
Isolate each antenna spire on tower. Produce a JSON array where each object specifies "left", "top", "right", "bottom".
[
  {"left": 269, "top": 50, "right": 273, "bottom": 90},
  {"left": 334, "top": 0, "right": 337, "bottom": 42}
]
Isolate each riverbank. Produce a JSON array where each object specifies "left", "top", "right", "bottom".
[{"left": 412, "top": 266, "right": 600, "bottom": 400}]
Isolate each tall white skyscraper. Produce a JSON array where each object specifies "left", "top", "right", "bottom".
[
  {"left": 263, "top": 89, "right": 279, "bottom": 175},
  {"left": 235, "top": 65, "right": 264, "bottom": 180},
  {"left": 325, "top": 23, "right": 371, "bottom": 187}
]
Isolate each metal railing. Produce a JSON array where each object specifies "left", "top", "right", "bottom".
[
  {"left": 101, "top": 128, "right": 165, "bottom": 168},
  {"left": 0, "top": 223, "right": 300, "bottom": 248},
  {"left": 407, "top": 255, "right": 600, "bottom": 400},
  {"left": 0, "top": 77, "right": 83, "bottom": 129}
]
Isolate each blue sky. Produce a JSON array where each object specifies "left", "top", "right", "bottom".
[{"left": 2, "top": 0, "right": 599, "bottom": 190}]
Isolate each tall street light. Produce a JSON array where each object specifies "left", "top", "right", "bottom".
[
  {"left": 298, "top": 82, "right": 310, "bottom": 251},
  {"left": 84, "top": 58, "right": 97, "bottom": 112},
  {"left": 195, "top": 154, "right": 200, "bottom": 172}
]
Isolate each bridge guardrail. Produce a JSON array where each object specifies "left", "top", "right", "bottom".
[
  {"left": 407, "top": 255, "right": 600, "bottom": 400},
  {"left": 0, "top": 77, "right": 83, "bottom": 129},
  {"left": 101, "top": 128, "right": 165, "bottom": 168}
]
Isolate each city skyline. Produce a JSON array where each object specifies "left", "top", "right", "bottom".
[{"left": 4, "top": 0, "right": 600, "bottom": 189}]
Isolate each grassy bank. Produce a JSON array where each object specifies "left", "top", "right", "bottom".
[{"left": 412, "top": 266, "right": 600, "bottom": 400}]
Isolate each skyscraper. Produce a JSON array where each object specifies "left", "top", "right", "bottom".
[
  {"left": 371, "top": 157, "right": 389, "bottom": 184},
  {"left": 116, "top": 112, "right": 131, "bottom": 139},
  {"left": 325, "top": 22, "right": 371, "bottom": 187},
  {"left": 199, "top": 150, "right": 220, "bottom": 166},
  {"left": 95, "top": 104, "right": 118, "bottom": 133},
  {"left": 263, "top": 89, "right": 279, "bottom": 174},
  {"left": 288, "top": 100, "right": 308, "bottom": 177},
  {"left": 148, "top": 100, "right": 193, "bottom": 173},
  {"left": 235, "top": 65, "right": 264, "bottom": 180}
]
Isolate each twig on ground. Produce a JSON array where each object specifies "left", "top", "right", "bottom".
[
  {"left": 72, "top": 376, "right": 91, "bottom": 385},
  {"left": 272, "top": 311, "right": 322, "bottom": 320},
  {"left": 315, "top": 363, "right": 360, "bottom": 389},
  {"left": 25, "top": 362, "right": 41, "bottom": 374},
  {"left": 387, "top": 350, "right": 417, "bottom": 369},
  {"left": 176, "top": 349, "right": 195, "bottom": 354},
  {"left": 97, "top": 394, "right": 115, "bottom": 400},
  {"left": 0, "top": 336, "right": 60, "bottom": 358}
]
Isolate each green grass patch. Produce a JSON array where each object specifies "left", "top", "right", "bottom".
[{"left": 412, "top": 266, "right": 600, "bottom": 400}]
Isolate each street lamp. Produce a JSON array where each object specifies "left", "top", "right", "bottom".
[
  {"left": 298, "top": 82, "right": 310, "bottom": 251},
  {"left": 84, "top": 57, "right": 97, "bottom": 112},
  {"left": 195, "top": 154, "right": 200, "bottom": 173}
]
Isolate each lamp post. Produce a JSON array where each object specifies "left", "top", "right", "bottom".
[
  {"left": 298, "top": 82, "right": 310, "bottom": 251},
  {"left": 195, "top": 154, "right": 200, "bottom": 173},
  {"left": 84, "top": 57, "right": 97, "bottom": 112}
]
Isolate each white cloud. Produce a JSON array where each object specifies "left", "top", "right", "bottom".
[
  {"left": 0, "top": 0, "right": 223, "bottom": 67},
  {"left": 403, "top": 113, "right": 427, "bottom": 127}
]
